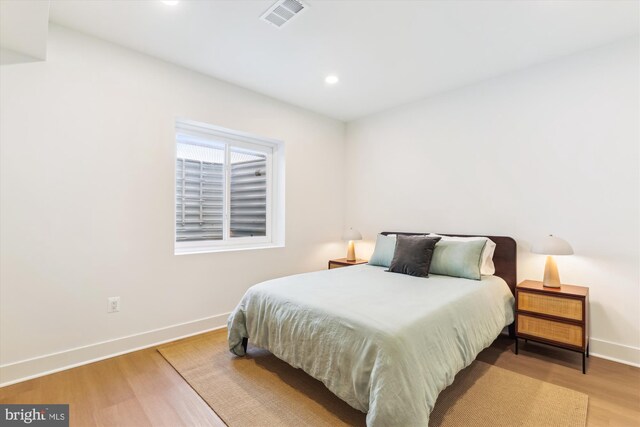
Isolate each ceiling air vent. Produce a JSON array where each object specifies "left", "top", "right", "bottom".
[{"left": 260, "top": 0, "right": 307, "bottom": 29}]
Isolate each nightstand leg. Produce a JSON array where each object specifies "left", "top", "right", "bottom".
[
  {"left": 582, "top": 352, "right": 586, "bottom": 374},
  {"left": 515, "top": 337, "right": 518, "bottom": 355},
  {"left": 586, "top": 344, "right": 589, "bottom": 358}
]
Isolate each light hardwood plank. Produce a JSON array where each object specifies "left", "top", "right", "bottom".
[
  {"left": 1, "top": 330, "right": 638, "bottom": 426},
  {"left": 0, "top": 346, "right": 224, "bottom": 427}
]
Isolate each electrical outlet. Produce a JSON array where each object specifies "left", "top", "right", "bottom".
[{"left": 107, "top": 296, "right": 120, "bottom": 313}]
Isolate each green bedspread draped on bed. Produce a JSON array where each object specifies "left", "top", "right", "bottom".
[{"left": 228, "top": 264, "right": 514, "bottom": 427}]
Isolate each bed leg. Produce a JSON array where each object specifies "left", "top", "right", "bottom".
[
  {"left": 242, "top": 337, "right": 248, "bottom": 353},
  {"left": 508, "top": 322, "right": 515, "bottom": 339}
]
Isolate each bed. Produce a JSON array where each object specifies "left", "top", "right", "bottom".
[{"left": 228, "top": 232, "right": 516, "bottom": 426}]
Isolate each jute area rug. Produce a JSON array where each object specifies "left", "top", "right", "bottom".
[{"left": 158, "top": 331, "right": 588, "bottom": 427}]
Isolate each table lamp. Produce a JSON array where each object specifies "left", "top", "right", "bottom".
[
  {"left": 531, "top": 234, "right": 574, "bottom": 288},
  {"left": 342, "top": 228, "right": 363, "bottom": 262}
]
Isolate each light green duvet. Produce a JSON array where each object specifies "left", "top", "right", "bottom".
[{"left": 228, "top": 265, "right": 514, "bottom": 426}]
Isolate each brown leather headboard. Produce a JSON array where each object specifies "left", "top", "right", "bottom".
[{"left": 380, "top": 232, "right": 517, "bottom": 295}]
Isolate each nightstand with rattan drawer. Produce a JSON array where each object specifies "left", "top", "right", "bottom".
[{"left": 515, "top": 280, "right": 589, "bottom": 373}]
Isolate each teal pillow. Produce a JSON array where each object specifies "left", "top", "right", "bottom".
[
  {"left": 368, "top": 234, "right": 397, "bottom": 267},
  {"left": 429, "top": 240, "right": 487, "bottom": 280}
]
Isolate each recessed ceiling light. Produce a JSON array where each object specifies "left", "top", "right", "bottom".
[
  {"left": 325, "top": 75, "right": 339, "bottom": 85},
  {"left": 162, "top": 1, "right": 179, "bottom": 5}
]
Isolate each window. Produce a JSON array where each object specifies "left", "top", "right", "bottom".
[{"left": 175, "top": 120, "right": 284, "bottom": 254}]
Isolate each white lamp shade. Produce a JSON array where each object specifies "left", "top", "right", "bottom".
[
  {"left": 531, "top": 235, "right": 574, "bottom": 256},
  {"left": 342, "top": 228, "right": 362, "bottom": 241}
]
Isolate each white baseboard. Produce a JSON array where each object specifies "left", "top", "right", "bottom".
[
  {"left": 0, "top": 312, "right": 231, "bottom": 387},
  {"left": 589, "top": 338, "right": 640, "bottom": 367},
  {"left": 2, "top": 318, "right": 638, "bottom": 387},
  {"left": 503, "top": 329, "right": 639, "bottom": 367}
]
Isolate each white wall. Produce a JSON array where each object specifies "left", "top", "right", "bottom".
[
  {"left": 345, "top": 37, "right": 639, "bottom": 365},
  {"left": 2, "top": 25, "right": 638, "bottom": 386},
  {"left": 0, "top": 25, "right": 345, "bottom": 384},
  {"left": 0, "top": 0, "right": 49, "bottom": 65}
]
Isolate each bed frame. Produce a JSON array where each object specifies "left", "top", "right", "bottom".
[{"left": 381, "top": 231, "right": 517, "bottom": 338}]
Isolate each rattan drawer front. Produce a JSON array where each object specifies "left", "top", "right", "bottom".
[
  {"left": 518, "top": 291, "right": 583, "bottom": 321},
  {"left": 517, "top": 314, "right": 583, "bottom": 347}
]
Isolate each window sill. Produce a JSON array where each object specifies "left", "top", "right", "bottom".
[{"left": 174, "top": 242, "right": 284, "bottom": 256}]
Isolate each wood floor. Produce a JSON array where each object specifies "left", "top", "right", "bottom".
[
  {"left": 476, "top": 337, "right": 640, "bottom": 427},
  {"left": 1, "top": 329, "right": 639, "bottom": 426}
]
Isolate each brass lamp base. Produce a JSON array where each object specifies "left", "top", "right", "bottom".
[
  {"left": 346, "top": 240, "right": 356, "bottom": 262},
  {"left": 542, "top": 255, "right": 561, "bottom": 288}
]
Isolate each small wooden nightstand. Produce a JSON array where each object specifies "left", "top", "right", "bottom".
[
  {"left": 328, "top": 258, "right": 368, "bottom": 269},
  {"left": 515, "top": 280, "right": 589, "bottom": 373}
]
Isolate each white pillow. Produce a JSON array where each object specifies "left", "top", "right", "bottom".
[{"left": 429, "top": 234, "right": 496, "bottom": 275}]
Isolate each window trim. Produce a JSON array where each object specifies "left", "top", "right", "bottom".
[{"left": 174, "top": 119, "right": 285, "bottom": 255}]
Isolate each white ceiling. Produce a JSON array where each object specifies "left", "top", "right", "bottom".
[{"left": 49, "top": 0, "right": 639, "bottom": 121}]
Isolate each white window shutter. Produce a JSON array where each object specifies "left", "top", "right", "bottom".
[{"left": 176, "top": 156, "right": 224, "bottom": 241}]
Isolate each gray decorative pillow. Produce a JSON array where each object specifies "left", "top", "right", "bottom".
[
  {"left": 429, "top": 239, "right": 487, "bottom": 280},
  {"left": 387, "top": 235, "right": 441, "bottom": 277}
]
